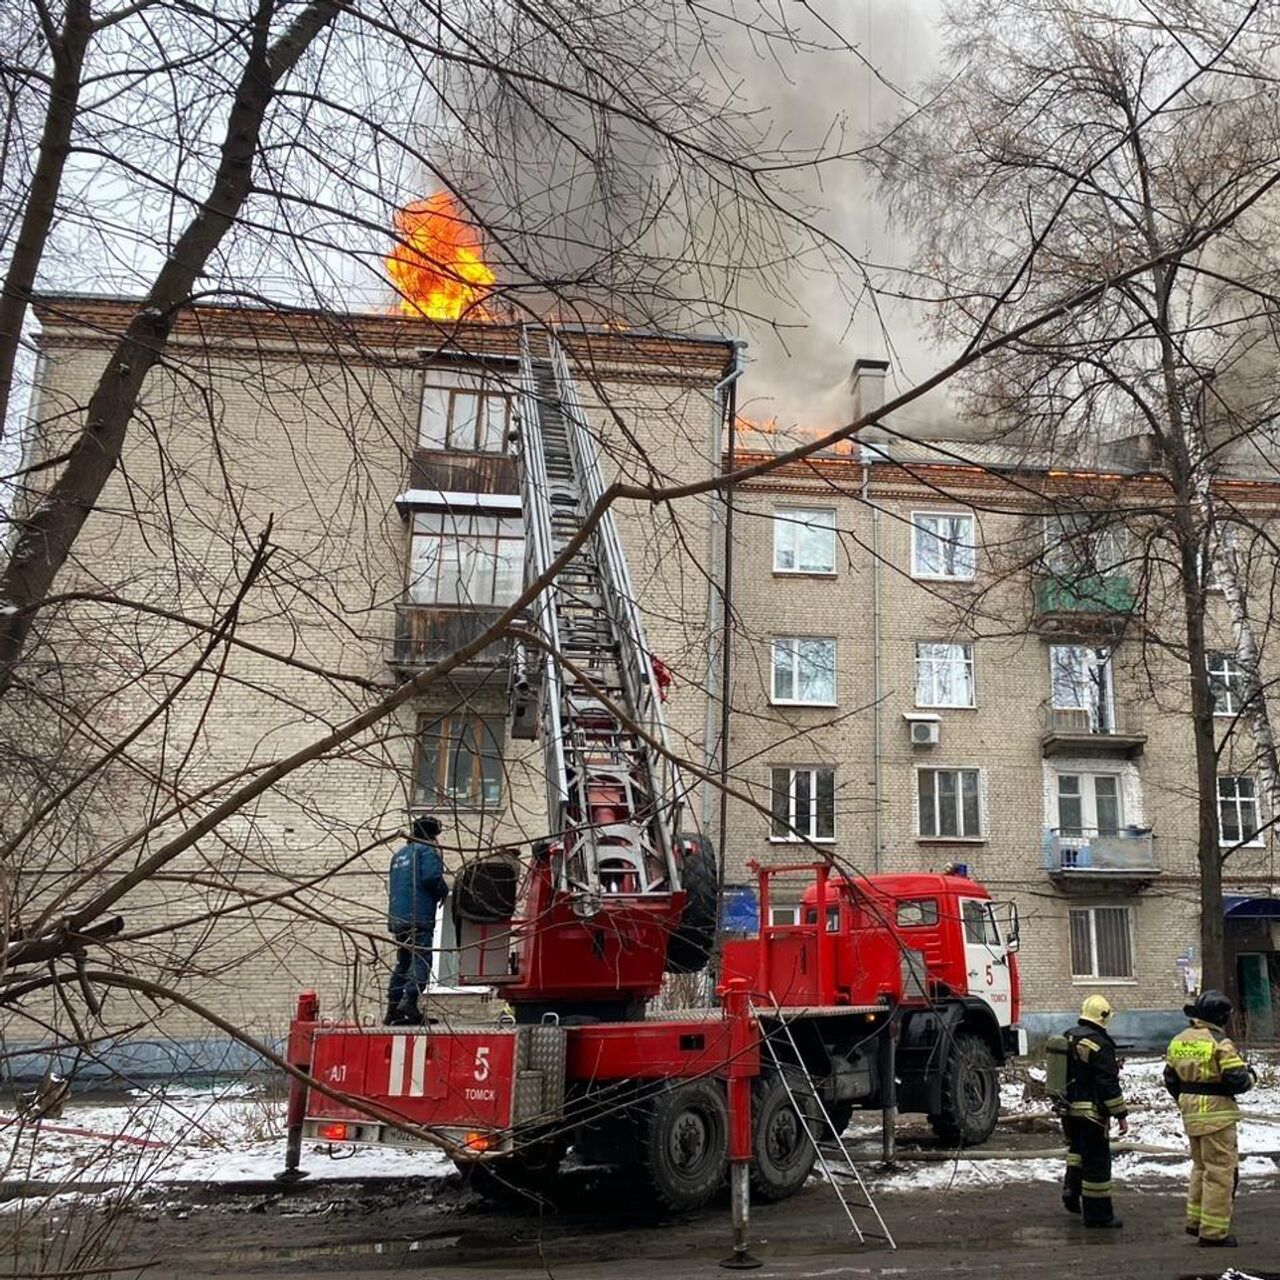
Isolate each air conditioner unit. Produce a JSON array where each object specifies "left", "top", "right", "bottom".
[{"left": 910, "top": 719, "right": 940, "bottom": 746}]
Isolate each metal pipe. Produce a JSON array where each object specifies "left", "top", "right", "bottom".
[
  {"left": 861, "top": 456, "right": 883, "bottom": 872},
  {"left": 878, "top": 1013, "right": 898, "bottom": 1167}
]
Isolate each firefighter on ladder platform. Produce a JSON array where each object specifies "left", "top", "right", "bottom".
[
  {"left": 1061, "top": 994, "right": 1129, "bottom": 1229},
  {"left": 1163, "top": 989, "right": 1256, "bottom": 1248}
]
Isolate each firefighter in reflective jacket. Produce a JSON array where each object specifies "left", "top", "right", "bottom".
[
  {"left": 1061, "top": 994, "right": 1129, "bottom": 1228},
  {"left": 1164, "top": 989, "right": 1256, "bottom": 1248}
]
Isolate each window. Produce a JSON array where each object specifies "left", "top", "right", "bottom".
[
  {"left": 770, "top": 767, "right": 836, "bottom": 841},
  {"left": 420, "top": 368, "right": 514, "bottom": 452},
  {"left": 769, "top": 903, "right": 800, "bottom": 926},
  {"left": 915, "top": 642, "right": 975, "bottom": 707},
  {"left": 911, "top": 512, "right": 976, "bottom": 580},
  {"left": 1044, "top": 513, "right": 1125, "bottom": 577},
  {"left": 1208, "top": 651, "right": 1245, "bottom": 718},
  {"left": 1050, "top": 645, "right": 1114, "bottom": 733},
  {"left": 962, "top": 899, "right": 1000, "bottom": 946},
  {"left": 774, "top": 508, "right": 837, "bottom": 574},
  {"left": 1056, "top": 773, "right": 1121, "bottom": 838},
  {"left": 771, "top": 638, "right": 837, "bottom": 704},
  {"left": 409, "top": 511, "right": 524, "bottom": 606},
  {"left": 1218, "top": 775, "right": 1262, "bottom": 847},
  {"left": 1069, "top": 906, "right": 1134, "bottom": 980},
  {"left": 895, "top": 899, "right": 940, "bottom": 928},
  {"left": 415, "top": 715, "right": 503, "bottom": 808},
  {"left": 917, "top": 768, "right": 982, "bottom": 839}
]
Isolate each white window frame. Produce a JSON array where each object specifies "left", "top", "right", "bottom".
[
  {"left": 1208, "top": 651, "right": 1244, "bottom": 718},
  {"left": 1049, "top": 645, "right": 1115, "bottom": 733},
  {"left": 911, "top": 511, "right": 976, "bottom": 581},
  {"left": 769, "top": 766, "right": 837, "bottom": 843},
  {"left": 916, "top": 766, "right": 984, "bottom": 841},
  {"left": 770, "top": 637, "right": 838, "bottom": 706},
  {"left": 915, "top": 642, "right": 976, "bottom": 708},
  {"left": 1043, "top": 513, "right": 1126, "bottom": 577},
  {"left": 419, "top": 366, "right": 515, "bottom": 453},
  {"left": 769, "top": 903, "right": 800, "bottom": 927},
  {"left": 1069, "top": 905, "right": 1136, "bottom": 983},
  {"left": 1055, "top": 771, "right": 1123, "bottom": 838},
  {"left": 773, "top": 507, "right": 837, "bottom": 575},
  {"left": 1217, "top": 774, "right": 1264, "bottom": 848}
]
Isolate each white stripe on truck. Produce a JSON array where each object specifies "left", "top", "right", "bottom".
[
  {"left": 389, "top": 1035, "right": 406, "bottom": 1095},
  {"left": 410, "top": 1035, "right": 427, "bottom": 1097}
]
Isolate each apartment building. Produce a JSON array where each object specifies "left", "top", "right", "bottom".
[
  {"left": 724, "top": 365, "right": 1280, "bottom": 1041},
  {"left": 14, "top": 297, "right": 1280, "bottom": 1069}
]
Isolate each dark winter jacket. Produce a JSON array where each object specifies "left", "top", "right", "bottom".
[
  {"left": 1063, "top": 1018, "right": 1128, "bottom": 1124},
  {"left": 388, "top": 840, "right": 448, "bottom": 931}
]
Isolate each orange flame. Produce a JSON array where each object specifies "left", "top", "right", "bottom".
[
  {"left": 387, "top": 192, "right": 495, "bottom": 321},
  {"left": 734, "top": 414, "right": 854, "bottom": 456}
]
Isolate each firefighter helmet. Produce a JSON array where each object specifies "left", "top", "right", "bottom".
[
  {"left": 1081, "top": 994, "right": 1114, "bottom": 1025},
  {"left": 1183, "top": 989, "right": 1233, "bottom": 1029}
]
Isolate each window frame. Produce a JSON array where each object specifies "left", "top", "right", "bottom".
[
  {"left": 1043, "top": 513, "right": 1127, "bottom": 578},
  {"left": 772, "top": 507, "right": 838, "bottom": 576},
  {"left": 414, "top": 713, "right": 505, "bottom": 811},
  {"left": 895, "top": 898, "right": 940, "bottom": 928},
  {"left": 1048, "top": 644, "right": 1115, "bottom": 732},
  {"left": 407, "top": 510, "right": 525, "bottom": 607},
  {"left": 769, "top": 765, "right": 837, "bottom": 843},
  {"left": 910, "top": 510, "right": 977, "bottom": 582},
  {"left": 1217, "top": 774, "right": 1264, "bottom": 848},
  {"left": 915, "top": 766, "right": 984, "bottom": 841},
  {"left": 1069, "top": 905, "right": 1136, "bottom": 983},
  {"left": 914, "top": 641, "right": 976, "bottom": 708},
  {"left": 1208, "top": 651, "right": 1245, "bottom": 719},
  {"left": 419, "top": 367, "right": 515, "bottom": 453},
  {"left": 770, "top": 636, "right": 838, "bottom": 706},
  {"left": 769, "top": 903, "right": 800, "bottom": 927}
]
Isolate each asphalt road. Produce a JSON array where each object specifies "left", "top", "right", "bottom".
[{"left": 17, "top": 1169, "right": 1280, "bottom": 1280}]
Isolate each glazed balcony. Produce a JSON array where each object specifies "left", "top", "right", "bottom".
[{"left": 1033, "top": 573, "right": 1134, "bottom": 637}]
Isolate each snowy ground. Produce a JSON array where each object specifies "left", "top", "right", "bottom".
[{"left": 2, "top": 1056, "right": 1277, "bottom": 1206}]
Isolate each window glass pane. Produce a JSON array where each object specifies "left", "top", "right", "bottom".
[
  {"left": 409, "top": 534, "right": 441, "bottom": 604},
  {"left": 1069, "top": 909, "right": 1093, "bottom": 976},
  {"left": 797, "top": 639, "right": 835, "bottom": 702},
  {"left": 479, "top": 719, "right": 503, "bottom": 804},
  {"left": 961, "top": 769, "right": 981, "bottom": 835},
  {"left": 420, "top": 385, "right": 449, "bottom": 448},
  {"left": 774, "top": 517, "right": 797, "bottom": 571},
  {"left": 415, "top": 722, "right": 443, "bottom": 804},
  {"left": 770, "top": 904, "right": 799, "bottom": 926},
  {"left": 435, "top": 533, "right": 465, "bottom": 604},
  {"left": 493, "top": 528, "right": 524, "bottom": 603},
  {"left": 795, "top": 769, "right": 812, "bottom": 836},
  {"left": 1094, "top": 776, "right": 1120, "bottom": 836},
  {"left": 797, "top": 510, "right": 836, "bottom": 573},
  {"left": 770, "top": 768, "right": 789, "bottom": 838},
  {"left": 918, "top": 770, "right": 936, "bottom": 837},
  {"left": 962, "top": 899, "right": 985, "bottom": 944},
  {"left": 937, "top": 770, "right": 958, "bottom": 836},
  {"left": 914, "top": 519, "right": 942, "bottom": 576},
  {"left": 1051, "top": 646, "right": 1086, "bottom": 709},
  {"left": 451, "top": 391, "right": 480, "bottom": 448},
  {"left": 478, "top": 395, "right": 509, "bottom": 452},
  {"left": 1094, "top": 908, "right": 1132, "bottom": 978},
  {"left": 1057, "top": 774, "right": 1083, "bottom": 835},
  {"left": 772, "top": 640, "right": 795, "bottom": 700},
  {"left": 896, "top": 899, "right": 940, "bottom": 928},
  {"left": 816, "top": 769, "right": 835, "bottom": 839},
  {"left": 448, "top": 720, "right": 477, "bottom": 802}
]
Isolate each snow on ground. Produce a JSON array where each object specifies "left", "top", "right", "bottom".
[
  {"left": 0, "top": 1082, "right": 450, "bottom": 1198},
  {"left": 2, "top": 1055, "right": 1277, "bottom": 1206},
  {"left": 864, "top": 1053, "right": 1280, "bottom": 1192}
]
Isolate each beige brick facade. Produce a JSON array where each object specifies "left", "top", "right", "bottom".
[{"left": 10, "top": 296, "right": 1279, "bottom": 1069}]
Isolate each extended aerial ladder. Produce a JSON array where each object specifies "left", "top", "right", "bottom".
[{"left": 451, "top": 327, "right": 714, "bottom": 1014}]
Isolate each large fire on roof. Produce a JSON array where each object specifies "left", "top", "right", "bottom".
[{"left": 386, "top": 192, "right": 495, "bottom": 321}]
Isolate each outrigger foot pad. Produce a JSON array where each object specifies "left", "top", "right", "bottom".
[
  {"left": 274, "top": 1168, "right": 310, "bottom": 1183},
  {"left": 720, "top": 1249, "right": 763, "bottom": 1270}
]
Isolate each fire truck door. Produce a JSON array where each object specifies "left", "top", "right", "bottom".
[{"left": 959, "top": 898, "right": 1012, "bottom": 1026}]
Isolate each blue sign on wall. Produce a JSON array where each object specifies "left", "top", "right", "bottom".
[{"left": 722, "top": 884, "right": 759, "bottom": 936}]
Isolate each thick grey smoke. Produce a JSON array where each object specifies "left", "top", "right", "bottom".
[{"left": 434, "top": 1, "right": 952, "bottom": 434}]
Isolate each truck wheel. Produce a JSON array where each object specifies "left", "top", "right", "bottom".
[
  {"left": 750, "top": 1068, "right": 818, "bottom": 1202},
  {"left": 929, "top": 1032, "right": 1000, "bottom": 1147},
  {"left": 641, "top": 1079, "right": 729, "bottom": 1211},
  {"left": 665, "top": 835, "right": 718, "bottom": 975}
]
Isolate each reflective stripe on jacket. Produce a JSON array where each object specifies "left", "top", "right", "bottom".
[
  {"left": 1163, "top": 1022, "right": 1254, "bottom": 1136},
  {"left": 1063, "top": 1019, "right": 1128, "bottom": 1123}
]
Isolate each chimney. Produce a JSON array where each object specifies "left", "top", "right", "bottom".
[{"left": 851, "top": 358, "right": 890, "bottom": 441}]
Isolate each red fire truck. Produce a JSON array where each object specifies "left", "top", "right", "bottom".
[{"left": 278, "top": 330, "right": 1025, "bottom": 1239}]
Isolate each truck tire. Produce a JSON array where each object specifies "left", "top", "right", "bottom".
[
  {"left": 665, "top": 835, "right": 717, "bottom": 975},
  {"left": 928, "top": 1032, "right": 1000, "bottom": 1148},
  {"left": 750, "top": 1068, "right": 818, "bottom": 1202},
  {"left": 640, "top": 1078, "right": 729, "bottom": 1211}
]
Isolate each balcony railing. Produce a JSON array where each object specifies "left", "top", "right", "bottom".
[
  {"left": 1043, "top": 826, "right": 1159, "bottom": 877},
  {"left": 1033, "top": 573, "right": 1135, "bottom": 629},
  {"left": 1042, "top": 704, "right": 1147, "bottom": 757},
  {"left": 390, "top": 603, "right": 512, "bottom": 675}
]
